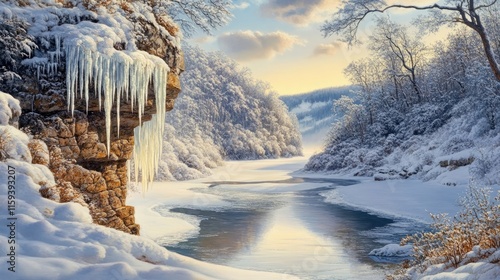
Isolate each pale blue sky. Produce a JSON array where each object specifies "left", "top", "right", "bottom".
[{"left": 188, "top": 0, "right": 446, "bottom": 95}]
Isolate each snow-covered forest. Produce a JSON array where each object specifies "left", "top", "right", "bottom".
[
  {"left": 306, "top": 16, "right": 500, "bottom": 186},
  {"left": 281, "top": 86, "right": 354, "bottom": 138},
  {"left": 155, "top": 45, "right": 302, "bottom": 181}
]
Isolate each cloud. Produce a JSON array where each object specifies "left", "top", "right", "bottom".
[
  {"left": 192, "top": 36, "right": 215, "bottom": 44},
  {"left": 260, "top": 0, "right": 339, "bottom": 25},
  {"left": 217, "top": 30, "right": 304, "bottom": 61},
  {"left": 313, "top": 42, "right": 344, "bottom": 56},
  {"left": 232, "top": 2, "right": 250, "bottom": 10}
]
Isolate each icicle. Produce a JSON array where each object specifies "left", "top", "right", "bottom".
[
  {"left": 84, "top": 48, "right": 91, "bottom": 113},
  {"left": 55, "top": 35, "right": 61, "bottom": 63},
  {"left": 65, "top": 44, "right": 74, "bottom": 113},
  {"left": 78, "top": 49, "right": 84, "bottom": 99},
  {"left": 132, "top": 64, "right": 168, "bottom": 192},
  {"left": 61, "top": 36, "right": 170, "bottom": 193}
]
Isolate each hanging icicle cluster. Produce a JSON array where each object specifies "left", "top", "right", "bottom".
[{"left": 62, "top": 35, "right": 169, "bottom": 192}]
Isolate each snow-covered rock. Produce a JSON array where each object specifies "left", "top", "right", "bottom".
[
  {"left": 0, "top": 0, "right": 186, "bottom": 234},
  {"left": 369, "top": 244, "right": 413, "bottom": 258}
]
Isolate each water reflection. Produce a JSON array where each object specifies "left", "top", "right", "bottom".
[
  {"left": 164, "top": 179, "right": 423, "bottom": 279},
  {"left": 293, "top": 187, "right": 393, "bottom": 264},
  {"left": 167, "top": 190, "right": 290, "bottom": 263},
  {"left": 169, "top": 207, "right": 271, "bottom": 263},
  {"left": 224, "top": 204, "right": 389, "bottom": 280}
]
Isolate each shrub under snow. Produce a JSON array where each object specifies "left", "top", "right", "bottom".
[{"left": 389, "top": 184, "right": 500, "bottom": 280}]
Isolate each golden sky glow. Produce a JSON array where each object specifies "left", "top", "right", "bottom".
[{"left": 189, "top": 1, "right": 455, "bottom": 95}]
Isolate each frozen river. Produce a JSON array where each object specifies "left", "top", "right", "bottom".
[
  {"left": 161, "top": 177, "right": 424, "bottom": 279},
  {"left": 129, "top": 154, "right": 474, "bottom": 279}
]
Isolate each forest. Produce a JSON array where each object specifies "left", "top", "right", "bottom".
[
  {"left": 154, "top": 45, "right": 302, "bottom": 181},
  {"left": 281, "top": 86, "right": 354, "bottom": 137},
  {"left": 306, "top": 9, "right": 500, "bottom": 186}
]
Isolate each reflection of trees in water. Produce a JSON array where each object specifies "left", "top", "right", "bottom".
[
  {"left": 169, "top": 207, "right": 270, "bottom": 263},
  {"left": 292, "top": 191, "right": 394, "bottom": 265},
  {"left": 168, "top": 189, "right": 290, "bottom": 263}
]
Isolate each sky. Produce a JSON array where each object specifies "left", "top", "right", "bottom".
[{"left": 187, "top": 0, "right": 446, "bottom": 96}]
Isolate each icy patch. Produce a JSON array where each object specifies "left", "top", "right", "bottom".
[
  {"left": 360, "top": 220, "right": 428, "bottom": 245},
  {"left": 151, "top": 205, "right": 204, "bottom": 246}
]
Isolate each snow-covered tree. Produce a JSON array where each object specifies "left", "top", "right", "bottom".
[
  {"left": 322, "top": 0, "right": 500, "bottom": 82},
  {"left": 307, "top": 12, "right": 500, "bottom": 181},
  {"left": 154, "top": 45, "right": 303, "bottom": 181}
]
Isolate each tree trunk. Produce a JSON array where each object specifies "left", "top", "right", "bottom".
[
  {"left": 410, "top": 70, "right": 421, "bottom": 102},
  {"left": 476, "top": 24, "right": 500, "bottom": 82}
]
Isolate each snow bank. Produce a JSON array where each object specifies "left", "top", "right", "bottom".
[
  {"left": 0, "top": 90, "right": 21, "bottom": 125},
  {"left": 129, "top": 181, "right": 231, "bottom": 244},
  {"left": 318, "top": 178, "right": 472, "bottom": 223},
  {"left": 412, "top": 247, "right": 500, "bottom": 280}
]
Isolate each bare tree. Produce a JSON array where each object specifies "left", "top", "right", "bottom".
[
  {"left": 344, "top": 58, "right": 384, "bottom": 124},
  {"left": 370, "top": 18, "right": 427, "bottom": 102},
  {"left": 150, "top": 0, "right": 233, "bottom": 37},
  {"left": 321, "top": 0, "right": 500, "bottom": 82}
]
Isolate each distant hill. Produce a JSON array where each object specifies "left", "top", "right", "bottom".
[{"left": 281, "top": 86, "right": 356, "bottom": 146}]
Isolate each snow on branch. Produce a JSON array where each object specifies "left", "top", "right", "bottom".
[{"left": 322, "top": 0, "right": 500, "bottom": 81}]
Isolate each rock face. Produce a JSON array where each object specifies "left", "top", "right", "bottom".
[
  {"left": 2, "top": 11, "right": 183, "bottom": 235},
  {"left": 439, "top": 157, "right": 475, "bottom": 169}
]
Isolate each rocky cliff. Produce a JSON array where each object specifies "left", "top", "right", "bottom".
[{"left": 0, "top": 1, "right": 183, "bottom": 235}]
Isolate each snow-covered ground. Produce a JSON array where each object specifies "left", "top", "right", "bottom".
[{"left": 319, "top": 177, "right": 469, "bottom": 224}]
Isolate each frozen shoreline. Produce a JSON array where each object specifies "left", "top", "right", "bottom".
[
  {"left": 130, "top": 156, "right": 500, "bottom": 280},
  {"left": 130, "top": 157, "right": 496, "bottom": 247}
]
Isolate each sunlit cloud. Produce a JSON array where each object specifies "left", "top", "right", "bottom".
[
  {"left": 232, "top": 2, "right": 250, "bottom": 10},
  {"left": 260, "top": 0, "right": 339, "bottom": 25},
  {"left": 192, "top": 36, "right": 215, "bottom": 44},
  {"left": 217, "top": 30, "right": 304, "bottom": 61},
  {"left": 313, "top": 42, "right": 344, "bottom": 56}
]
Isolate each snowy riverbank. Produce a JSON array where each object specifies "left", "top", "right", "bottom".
[{"left": 129, "top": 156, "right": 500, "bottom": 279}]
